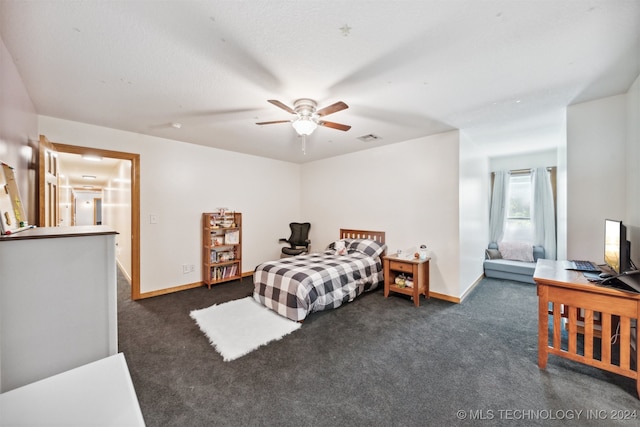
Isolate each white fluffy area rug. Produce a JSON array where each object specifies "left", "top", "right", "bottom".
[{"left": 190, "top": 297, "right": 301, "bottom": 361}]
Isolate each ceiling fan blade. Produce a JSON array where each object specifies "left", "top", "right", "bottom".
[
  {"left": 316, "top": 101, "right": 348, "bottom": 117},
  {"left": 267, "top": 100, "right": 296, "bottom": 114},
  {"left": 318, "top": 120, "right": 351, "bottom": 131},
  {"left": 256, "top": 120, "right": 291, "bottom": 125}
]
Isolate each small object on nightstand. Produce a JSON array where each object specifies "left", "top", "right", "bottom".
[
  {"left": 405, "top": 276, "right": 413, "bottom": 288},
  {"left": 419, "top": 245, "right": 428, "bottom": 260}
]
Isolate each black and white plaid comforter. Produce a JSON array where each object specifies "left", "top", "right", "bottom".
[{"left": 253, "top": 251, "right": 384, "bottom": 321}]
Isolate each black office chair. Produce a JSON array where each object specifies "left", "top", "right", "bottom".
[{"left": 279, "top": 222, "right": 311, "bottom": 257}]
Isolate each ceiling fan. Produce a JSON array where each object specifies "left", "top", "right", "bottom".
[{"left": 256, "top": 99, "right": 351, "bottom": 136}]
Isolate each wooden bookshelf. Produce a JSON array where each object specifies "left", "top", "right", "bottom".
[{"left": 202, "top": 212, "right": 242, "bottom": 288}]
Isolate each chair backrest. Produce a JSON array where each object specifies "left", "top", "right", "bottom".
[{"left": 289, "top": 222, "right": 310, "bottom": 246}]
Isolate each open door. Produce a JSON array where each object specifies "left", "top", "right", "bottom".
[
  {"left": 38, "top": 135, "right": 60, "bottom": 227},
  {"left": 94, "top": 197, "right": 102, "bottom": 225},
  {"left": 37, "top": 136, "right": 141, "bottom": 300},
  {"left": 51, "top": 141, "right": 141, "bottom": 301}
]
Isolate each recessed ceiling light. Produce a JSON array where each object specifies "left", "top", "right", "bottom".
[
  {"left": 171, "top": 122, "right": 182, "bottom": 129},
  {"left": 82, "top": 154, "right": 102, "bottom": 162},
  {"left": 82, "top": 175, "right": 97, "bottom": 179}
]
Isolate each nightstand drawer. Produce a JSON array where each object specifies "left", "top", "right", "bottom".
[{"left": 389, "top": 261, "right": 413, "bottom": 273}]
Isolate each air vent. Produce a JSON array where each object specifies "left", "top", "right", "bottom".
[{"left": 357, "top": 134, "right": 381, "bottom": 142}]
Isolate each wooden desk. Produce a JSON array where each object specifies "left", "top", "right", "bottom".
[{"left": 534, "top": 259, "right": 639, "bottom": 398}]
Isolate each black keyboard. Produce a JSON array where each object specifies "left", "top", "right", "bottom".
[{"left": 571, "top": 260, "right": 600, "bottom": 272}]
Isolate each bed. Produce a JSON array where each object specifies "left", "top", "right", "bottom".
[{"left": 253, "top": 229, "right": 386, "bottom": 321}]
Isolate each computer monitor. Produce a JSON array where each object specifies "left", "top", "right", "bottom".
[{"left": 604, "top": 219, "right": 630, "bottom": 274}]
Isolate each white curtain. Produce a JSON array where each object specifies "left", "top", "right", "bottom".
[
  {"left": 533, "top": 167, "right": 556, "bottom": 260},
  {"left": 489, "top": 170, "right": 507, "bottom": 244}
]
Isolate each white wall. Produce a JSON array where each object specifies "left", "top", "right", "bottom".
[
  {"left": 0, "top": 37, "right": 38, "bottom": 224},
  {"left": 489, "top": 149, "right": 558, "bottom": 171},
  {"left": 626, "top": 74, "right": 640, "bottom": 268},
  {"left": 38, "top": 116, "right": 301, "bottom": 295},
  {"left": 74, "top": 191, "right": 102, "bottom": 226},
  {"left": 0, "top": 33, "right": 39, "bottom": 396},
  {"left": 566, "top": 94, "right": 628, "bottom": 264},
  {"left": 556, "top": 122, "right": 568, "bottom": 260},
  {"left": 459, "top": 131, "right": 489, "bottom": 297},
  {"left": 104, "top": 161, "right": 132, "bottom": 278},
  {"left": 58, "top": 174, "right": 72, "bottom": 227},
  {"left": 301, "top": 131, "right": 463, "bottom": 298}
]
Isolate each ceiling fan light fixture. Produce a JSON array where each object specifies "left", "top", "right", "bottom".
[
  {"left": 258, "top": 98, "right": 350, "bottom": 140},
  {"left": 292, "top": 117, "right": 317, "bottom": 136}
]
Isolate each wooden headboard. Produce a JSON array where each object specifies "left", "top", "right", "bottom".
[{"left": 339, "top": 229, "right": 385, "bottom": 244}]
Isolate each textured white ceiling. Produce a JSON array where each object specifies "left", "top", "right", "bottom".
[{"left": 1, "top": 0, "right": 639, "bottom": 163}]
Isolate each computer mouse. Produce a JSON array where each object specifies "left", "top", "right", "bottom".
[{"left": 599, "top": 272, "right": 613, "bottom": 279}]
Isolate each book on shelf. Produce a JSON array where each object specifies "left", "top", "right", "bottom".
[
  {"left": 226, "top": 264, "right": 237, "bottom": 278},
  {"left": 211, "top": 264, "right": 238, "bottom": 280}
]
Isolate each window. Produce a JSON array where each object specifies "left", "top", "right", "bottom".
[
  {"left": 503, "top": 172, "right": 533, "bottom": 243},
  {"left": 489, "top": 167, "right": 557, "bottom": 258}
]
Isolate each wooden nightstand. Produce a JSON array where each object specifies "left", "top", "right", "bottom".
[{"left": 383, "top": 255, "right": 430, "bottom": 307}]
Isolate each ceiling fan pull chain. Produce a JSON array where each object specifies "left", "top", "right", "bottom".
[{"left": 301, "top": 135, "right": 306, "bottom": 155}]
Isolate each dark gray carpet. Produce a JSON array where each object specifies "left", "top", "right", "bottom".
[{"left": 117, "top": 273, "right": 640, "bottom": 426}]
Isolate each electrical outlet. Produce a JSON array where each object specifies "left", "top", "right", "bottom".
[
  {"left": 182, "top": 264, "right": 190, "bottom": 274},
  {"left": 189, "top": 264, "right": 195, "bottom": 273},
  {"left": 149, "top": 214, "right": 159, "bottom": 224}
]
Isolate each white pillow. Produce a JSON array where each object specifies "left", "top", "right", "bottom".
[{"left": 498, "top": 241, "right": 534, "bottom": 262}]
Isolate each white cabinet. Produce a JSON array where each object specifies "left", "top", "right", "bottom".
[{"left": 0, "top": 226, "right": 118, "bottom": 392}]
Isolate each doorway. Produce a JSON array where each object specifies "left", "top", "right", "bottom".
[
  {"left": 94, "top": 197, "right": 102, "bottom": 225},
  {"left": 46, "top": 141, "right": 141, "bottom": 300}
]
